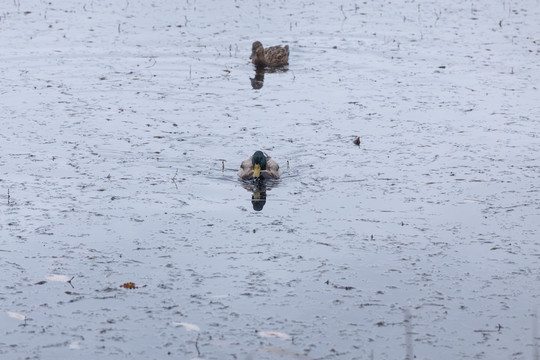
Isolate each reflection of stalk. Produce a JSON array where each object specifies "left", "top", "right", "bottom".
[
  {"left": 195, "top": 333, "right": 201, "bottom": 357},
  {"left": 403, "top": 308, "right": 414, "bottom": 360},
  {"left": 534, "top": 310, "right": 539, "bottom": 360},
  {"left": 7, "top": 188, "right": 10, "bottom": 205}
]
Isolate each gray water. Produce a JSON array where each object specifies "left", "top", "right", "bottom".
[{"left": 1, "top": 1, "right": 539, "bottom": 359}]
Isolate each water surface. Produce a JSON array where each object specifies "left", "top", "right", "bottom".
[{"left": 1, "top": 1, "right": 539, "bottom": 359}]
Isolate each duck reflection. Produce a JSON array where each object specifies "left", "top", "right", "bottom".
[
  {"left": 249, "top": 67, "right": 289, "bottom": 90},
  {"left": 241, "top": 177, "right": 282, "bottom": 211},
  {"left": 250, "top": 68, "right": 265, "bottom": 89},
  {"left": 250, "top": 179, "right": 267, "bottom": 211}
]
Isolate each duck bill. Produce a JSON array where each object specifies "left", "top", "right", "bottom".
[
  {"left": 250, "top": 50, "right": 256, "bottom": 60},
  {"left": 253, "top": 164, "right": 261, "bottom": 178}
]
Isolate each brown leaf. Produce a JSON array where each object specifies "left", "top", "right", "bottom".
[{"left": 120, "top": 282, "right": 137, "bottom": 289}]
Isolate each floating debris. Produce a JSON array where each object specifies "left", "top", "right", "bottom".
[
  {"left": 172, "top": 322, "right": 201, "bottom": 332},
  {"left": 69, "top": 341, "right": 82, "bottom": 350},
  {"left": 7, "top": 312, "right": 26, "bottom": 321},
  {"left": 120, "top": 282, "right": 137, "bottom": 289},
  {"left": 46, "top": 274, "right": 72, "bottom": 282},
  {"left": 258, "top": 331, "right": 291, "bottom": 340},
  {"left": 325, "top": 280, "right": 355, "bottom": 290}
]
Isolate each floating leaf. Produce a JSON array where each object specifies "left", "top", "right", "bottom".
[
  {"left": 172, "top": 322, "right": 200, "bottom": 332},
  {"left": 45, "top": 274, "right": 71, "bottom": 282},
  {"left": 258, "top": 331, "right": 291, "bottom": 340},
  {"left": 7, "top": 312, "right": 26, "bottom": 321},
  {"left": 35, "top": 281, "right": 47, "bottom": 285},
  {"left": 69, "top": 341, "right": 81, "bottom": 349},
  {"left": 120, "top": 282, "right": 137, "bottom": 289}
]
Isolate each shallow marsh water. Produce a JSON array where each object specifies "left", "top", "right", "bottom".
[{"left": 1, "top": 0, "right": 539, "bottom": 359}]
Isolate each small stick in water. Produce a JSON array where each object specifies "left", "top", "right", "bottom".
[
  {"left": 172, "top": 169, "right": 179, "bottom": 189},
  {"left": 195, "top": 333, "right": 201, "bottom": 356}
]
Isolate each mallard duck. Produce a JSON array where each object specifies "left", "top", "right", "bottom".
[
  {"left": 250, "top": 41, "right": 289, "bottom": 67},
  {"left": 238, "top": 151, "right": 280, "bottom": 180}
]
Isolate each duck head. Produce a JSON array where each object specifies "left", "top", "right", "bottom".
[
  {"left": 250, "top": 41, "right": 265, "bottom": 65},
  {"left": 251, "top": 150, "right": 267, "bottom": 178}
]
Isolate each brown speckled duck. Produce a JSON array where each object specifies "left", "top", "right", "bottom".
[
  {"left": 238, "top": 151, "right": 280, "bottom": 180},
  {"left": 250, "top": 41, "right": 289, "bottom": 68}
]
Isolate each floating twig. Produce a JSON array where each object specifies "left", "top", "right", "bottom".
[
  {"left": 67, "top": 276, "right": 75, "bottom": 288},
  {"left": 172, "top": 169, "right": 179, "bottom": 189},
  {"left": 195, "top": 333, "right": 201, "bottom": 357},
  {"left": 146, "top": 58, "right": 156, "bottom": 68},
  {"left": 340, "top": 5, "right": 347, "bottom": 20},
  {"left": 434, "top": 9, "right": 441, "bottom": 26}
]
